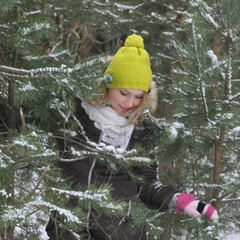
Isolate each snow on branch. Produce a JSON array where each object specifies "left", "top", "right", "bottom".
[
  {"left": 94, "top": 8, "right": 133, "bottom": 23},
  {"left": 190, "top": 1, "right": 217, "bottom": 28},
  {"left": 50, "top": 187, "right": 123, "bottom": 211},
  {"left": 0, "top": 58, "right": 103, "bottom": 80},
  {"left": 21, "top": 21, "right": 51, "bottom": 35},
  {"left": 1, "top": 199, "right": 82, "bottom": 224},
  {"left": 0, "top": 65, "right": 69, "bottom": 79},
  {"left": 88, "top": 0, "right": 142, "bottom": 10},
  {"left": 0, "top": 149, "right": 15, "bottom": 168},
  {"left": 114, "top": 2, "right": 143, "bottom": 11},
  {"left": 72, "top": 56, "right": 106, "bottom": 72},
  {"left": 190, "top": 21, "right": 209, "bottom": 118},
  {"left": 51, "top": 187, "right": 109, "bottom": 202},
  {"left": 23, "top": 50, "right": 70, "bottom": 61}
]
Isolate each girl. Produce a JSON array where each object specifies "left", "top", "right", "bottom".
[{"left": 46, "top": 34, "right": 218, "bottom": 240}]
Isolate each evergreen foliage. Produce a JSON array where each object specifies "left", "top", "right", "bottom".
[
  {"left": 0, "top": 0, "right": 239, "bottom": 239},
  {"left": 158, "top": 0, "right": 240, "bottom": 238}
]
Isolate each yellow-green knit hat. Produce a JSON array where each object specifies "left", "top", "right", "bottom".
[{"left": 105, "top": 34, "right": 152, "bottom": 92}]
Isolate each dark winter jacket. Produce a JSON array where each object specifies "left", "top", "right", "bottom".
[{"left": 46, "top": 98, "right": 178, "bottom": 240}]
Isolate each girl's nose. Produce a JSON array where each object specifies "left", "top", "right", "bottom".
[{"left": 125, "top": 98, "right": 134, "bottom": 108}]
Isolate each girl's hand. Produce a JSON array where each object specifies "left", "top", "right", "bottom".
[{"left": 176, "top": 193, "right": 219, "bottom": 221}]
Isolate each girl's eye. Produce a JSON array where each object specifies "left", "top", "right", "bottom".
[
  {"left": 136, "top": 95, "right": 143, "bottom": 99},
  {"left": 120, "top": 90, "right": 127, "bottom": 96}
]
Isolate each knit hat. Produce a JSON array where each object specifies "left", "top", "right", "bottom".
[{"left": 105, "top": 34, "right": 152, "bottom": 92}]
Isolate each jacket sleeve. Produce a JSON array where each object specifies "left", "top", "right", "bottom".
[{"left": 134, "top": 163, "right": 179, "bottom": 212}]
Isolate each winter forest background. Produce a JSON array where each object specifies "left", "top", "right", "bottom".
[{"left": 0, "top": 0, "right": 240, "bottom": 239}]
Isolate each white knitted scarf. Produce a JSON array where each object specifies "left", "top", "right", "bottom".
[{"left": 81, "top": 99, "right": 134, "bottom": 150}]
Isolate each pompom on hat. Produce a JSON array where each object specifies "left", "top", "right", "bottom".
[{"left": 105, "top": 34, "right": 152, "bottom": 92}]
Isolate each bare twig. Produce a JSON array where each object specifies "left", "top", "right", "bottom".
[
  {"left": 0, "top": 144, "right": 12, "bottom": 150},
  {"left": 20, "top": 107, "right": 26, "bottom": 130}
]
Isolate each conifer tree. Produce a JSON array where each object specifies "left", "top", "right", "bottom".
[
  {"left": 157, "top": 0, "right": 240, "bottom": 238},
  {"left": 0, "top": 0, "right": 173, "bottom": 239},
  {"left": 1, "top": 0, "right": 239, "bottom": 239},
  {"left": 0, "top": 0, "right": 111, "bottom": 239}
]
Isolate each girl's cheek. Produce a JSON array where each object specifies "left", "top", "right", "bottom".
[{"left": 135, "top": 99, "right": 143, "bottom": 106}]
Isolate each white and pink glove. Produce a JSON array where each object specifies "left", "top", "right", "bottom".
[{"left": 175, "top": 193, "right": 219, "bottom": 221}]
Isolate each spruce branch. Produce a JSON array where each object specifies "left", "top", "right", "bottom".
[
  {"left": 194, "top": 3, "right": 226, "bottom": 37},
  {"left": 0, "top": 65, "right": 68, "bottom": 79},
  {"left": 178, "top": 56, "right": 195, "bottom": 77},
  {"left": 26, "top": 165, "right": 50, "bottom": 201},
  {"left": 191, "top": 21, "right": 209, "bottom": 120},
  {"left": 0, "top": 55, "right": 106, "bottom": 79}
]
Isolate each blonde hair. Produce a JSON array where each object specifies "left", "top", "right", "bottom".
[{"left": 85, "top": 81, "right": 158, "bottom": 125}]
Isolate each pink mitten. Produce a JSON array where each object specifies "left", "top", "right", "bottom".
[{"left": 176, "top": 193, "right": 219, "bottom": 221}]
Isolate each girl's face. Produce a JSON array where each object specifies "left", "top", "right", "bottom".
[{"left": 108, "top": 88, "right": 144, "bottom": 114}]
